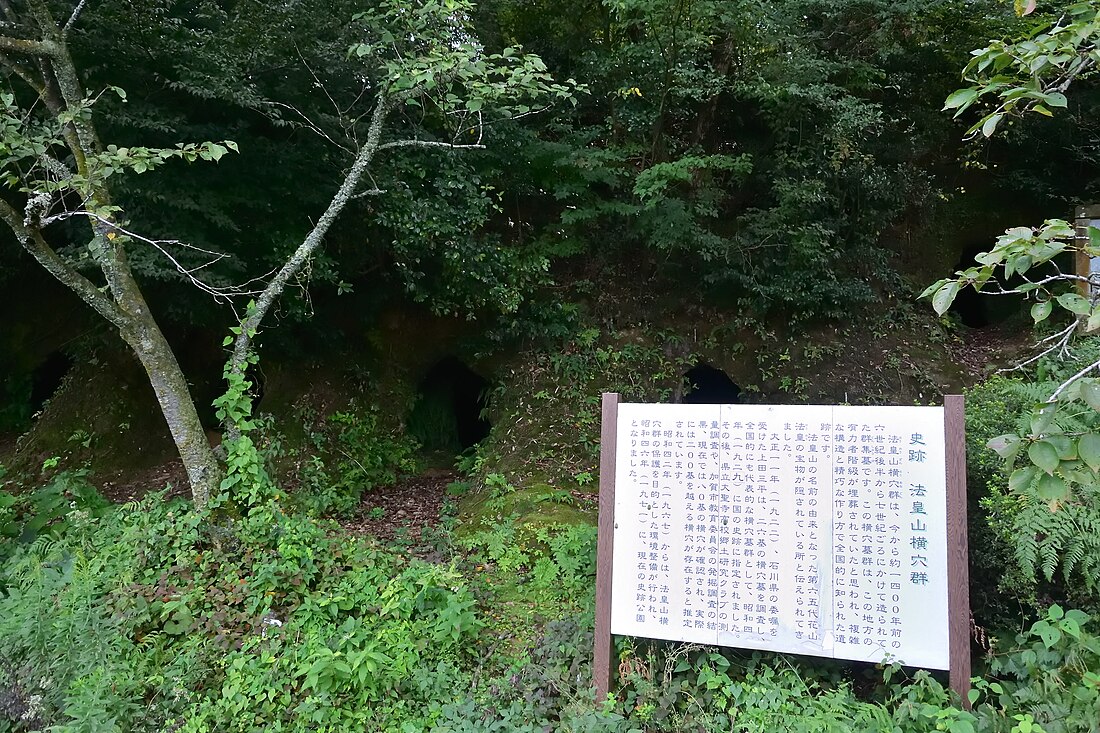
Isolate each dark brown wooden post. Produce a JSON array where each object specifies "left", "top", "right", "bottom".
[
  {"left": 944, "top": 395, "right": 971, "bottom": 707},
  {"left": 593, "top": 392, "right": 620, "bottom": 702}
]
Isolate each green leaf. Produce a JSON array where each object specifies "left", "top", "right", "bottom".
[
  {"left": 1031, "top": 300, "right": 1053, "bottom": 323},
  {"left": 932, "top": 280, "right": 961, "bottom": 315},
  {"left": 981, "top": 113, "right": 1004, "bottom": 138},
  {"left": 988, "top": 433, "right": 1020, "bottom": 456},
  {"left": 1061, "top": 617, "right": 1081, "bottom": 639},
  {"left": 1045, "top": 92, "right": 1068, "bottom": 108},
  {"left": 1056, "top": 292, "right": 1091, "bottom": 315},
  {"left": 1028, "top": 440, "right": 1061, "bottom": 474},
  {"left": 1079, "top": 433, "right": 1100, "bottom": 471},
  {"left": 1036, "top": 473, "right": 1068, "bottom": 502},
  {"left": 943, "top": 88, "right": 978, "bottom": 112},
  {"left": 1084, "top": 382, "right": 1100, "bottom": 412},
  {"left": 1045, "top": 434, "right": 1076, "bottom": 460},
  {"left": 919, "top": 278, "right": 949, "bottom": 299},
  {"left": 1009, "top": 465, "right": 1039, "bottom": 492},
  {"left": 1030, "top": 403, "right": 1057, "bottom": 436}
]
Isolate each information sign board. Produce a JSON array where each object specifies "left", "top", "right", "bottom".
[
  {"left": 592, "top": 395, "right": 970, "bottom": 703},
  {"left": 611, "top": 403, "right": 948, "bottom": 667}
]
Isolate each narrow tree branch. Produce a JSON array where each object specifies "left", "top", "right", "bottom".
[
  {"left": 263, "top": 100, "right": 352, "bottom": 153},
  {"left": 1000, "top": 322, "right": 1078, "bottom": 374},
  {"left": 226, "top": 96, "right": 393, "bottom": 415},
  {"left": 62, "top": 0, "right": 88, "bottom": 35},
  {"left": 1050, "top": 357, "right": 1100, "bottom": 403},
  {"left": 38, "top": 209, "right": 258, "bottom": 304},
  {"left": 376, "top": 139, "right": 485, "bottom": 152}
]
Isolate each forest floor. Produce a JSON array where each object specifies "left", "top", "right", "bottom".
[
  {"left": 947, "top": 321, "right": 1034, "bottom": 380},
  {"left": 91, "top": 460, "right": 457, "bottom": 560},
  {"left": 337, "top": 468, "right": 456, "bottom": 561},
  {"left": 0, "top": 318, "right": 1031, "bottom": 513}
]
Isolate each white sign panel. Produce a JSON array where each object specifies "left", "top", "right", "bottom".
[{"left": 610, "top": 403, "right": 949, "bottom": 670}]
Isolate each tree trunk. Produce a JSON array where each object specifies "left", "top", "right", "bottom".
[
  {"left": 691, "top": 33, "right": 736, "bottom": 151},
  {"left": 118, "top": 290, "right": 220, "bottom": 508}
]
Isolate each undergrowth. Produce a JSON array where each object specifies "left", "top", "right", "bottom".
[{"left": 1, "top": 465, "right": 1098, "bottom": 732}]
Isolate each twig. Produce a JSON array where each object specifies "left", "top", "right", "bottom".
[
  {"left": 999, "top": 322, "right": 1077, "bottom": 374},
  {"left": 1049, "top": 356, "right": 1100, "bottom": 403},
  {"left": 263, "top": 100, "right": 352, "bottom": 154},
  {"left": 38, "top": 209, "right": 264, "bottom": 304}
]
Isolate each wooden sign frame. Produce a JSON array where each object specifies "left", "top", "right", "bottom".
[{"left": 593, "top": 393, "right": 971, "bottom": 704}]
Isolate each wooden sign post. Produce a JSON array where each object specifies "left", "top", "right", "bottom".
[{"left": 593, "top": 395, "right": 970, "bottom": 704}]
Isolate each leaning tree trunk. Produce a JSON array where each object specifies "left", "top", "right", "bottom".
[{"left": 117, "top": 286, "right": 220, "bottom": 507}]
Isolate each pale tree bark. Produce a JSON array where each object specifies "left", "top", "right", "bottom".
[
  {"left": 224, "top": 98, "right": 391, "bottom": 439},
  {"left": 0, "top": 0, "right": 220, "bottom": 506},
  {"left": 222, "top": 91, "right": 485, "bottom": 440}
]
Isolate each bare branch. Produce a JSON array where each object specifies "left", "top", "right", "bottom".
[
  {"left": 263, "top": 100, "right": 353, "bottom": 153},
  {"left": 39, "top": 209, "right": 262, "bottom": 304},
  {"left": 62, "top": 0, "right": 88, "bottom": 35},
  {"left": 294, "top": 43, "right": 346, "bottom": 117},
  {"left": 376, "top": 139, "right": 485, "bottom": 152},
  {"left": 1050, "top": 356, "right": 1100, "bottom": 403},
  {"left": 999, "top": 322, "right": 1078, "bottom": 374},
  {"left": 972, "top": 272, "right": 1092, "bottom": 298}
]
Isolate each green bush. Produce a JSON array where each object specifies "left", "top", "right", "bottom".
[
  {"left": 0, "top": 468, "right": 110, "bottom": 569},
  {"left": 965, "top": 377, "right": 1041, "bottom": 625},
  {"left": 293, "top": 405, "right": 418, "bottom": 517},
  {"left": 971, "top": 605, "right": 1100, "bottom": 733}
]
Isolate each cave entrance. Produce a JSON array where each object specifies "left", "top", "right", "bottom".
[
  {"left": 408, "top": 357, "right": 491, "bottom": 454},
  {"left": 29, "top": 351, "right": 73, "bottom": 415},
  {"left": 683, "top": 364, "right": 741, "bottom": 404},
  {"left": 949, "top": 244, "right": 1020, "bottom": 328}
]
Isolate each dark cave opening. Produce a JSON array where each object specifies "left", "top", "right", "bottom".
[
  {"left": 948, "top": 244, "right": 1021, "bottom": 328},
  {"left": 682, "top": 364, "right": 742, "bottom": 404},
  {"left": 29, "top": 351, "right": 73, "bottom": 415},
  {"left": 409, "top": 357, "right": 491, "bottom": 452}
]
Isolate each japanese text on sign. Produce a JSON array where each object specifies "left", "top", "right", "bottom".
[{"left": 609, "top": 404, "right": 949, "bottom": 669}]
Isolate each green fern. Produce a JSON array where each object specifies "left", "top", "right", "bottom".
[
  {"left": 1008, "top": 452, "right": 1100, "bottom": 597},
  {"left": 989, "top": 367, "right": 1100, "bottom": 603}
]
